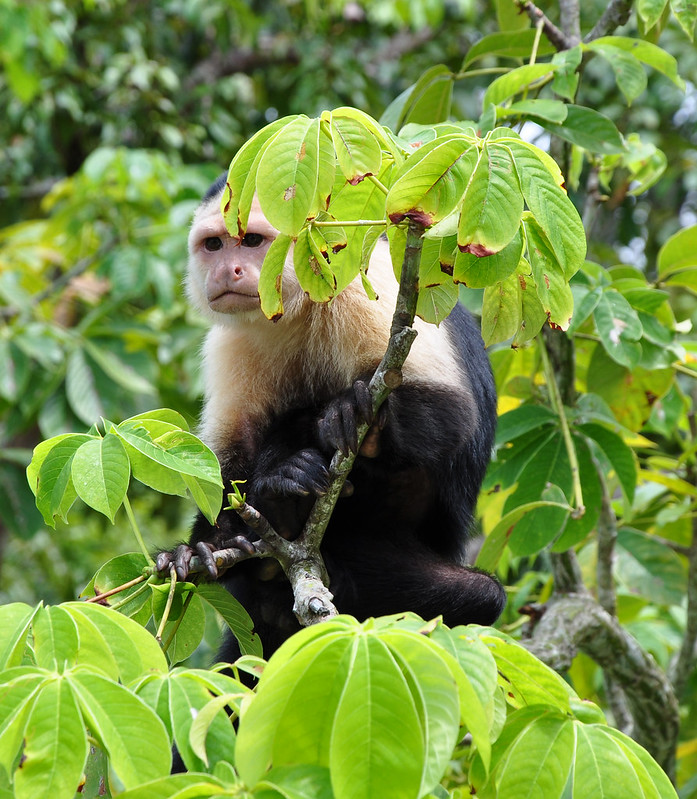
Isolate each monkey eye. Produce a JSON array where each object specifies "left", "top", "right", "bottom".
[
  {"left": 203, "top": 236, "right": 224, "bottom": 252},
  {"left": 241, "top": 232, "right": 265, "bottom": 248}
]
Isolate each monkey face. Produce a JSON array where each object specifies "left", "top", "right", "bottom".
[{"left": 186, "top": 195, "right": 288, "bottom": 324}]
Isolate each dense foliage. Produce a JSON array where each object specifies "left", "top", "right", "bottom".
[{"left": 2, "top": 0, "right": 697, "bottom": 797}]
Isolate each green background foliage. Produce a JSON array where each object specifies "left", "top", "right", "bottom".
[{"left": 2, "top": 0, "right": 697, "bottom": 796}]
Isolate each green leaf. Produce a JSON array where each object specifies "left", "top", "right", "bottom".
[
  {"left": 380, "top": 65, "right": 454, "bottom": 132},
  {"left": 504, "top": 139, "right": 587, "bottom": 277},
  {"left": 586, "top": 43, "right": 648, "bottom": 103},
  {"left": 461, "top": 29, "right": 555, "bottom": 70},
  {"left": 454, "top": 227, "right": 524, "bottom": 287},
  {"left": 32, "top": 605, "right": 79, "bottom": 672},
  {"left": 573, "top": 724, "right": 678, "bottom": 798},
  {"left": 0, "top": 603, "right": 37, "bottom": 669},
  {"left": 458, "top": 143, "right": 523, "bottom": 256},
  {"left": 638, "top": 0, "right": 670, "bottom": 29},
  {"left": 498, "top": 99, "right": 569, "bottom": 124},
  {"left": 590, "top": 36, "right": 685, "bottom": 86},
  {"left": 257, "top": 117, "right": 334, "bottom": 236},
  {"left": 65, "top": 348, "right": 104, "bottom": 425},
  {"left": 114, "top": 774, "right": 227, "bottom": 799},
  {"left": 478, "top": 632, "right": 574, "bottom": 711},
  {"left": 14, "top": 676, "right": 88, "bottom": 799},
  {"left": 71, "top": 433, "right": 130, "bottom": 522},
  {"left": 592, "top": 289, "right": 643, "bottom": 368},
  {"left": 482, "top": 63, "right": 557, "bottom": 107},
  {"left": 69, "top": 671, "right": 171, "bottom": 788},
  {"left": 386, "top": 136, "right": 477, "bottom": 227},
  {"left": 64, "top": 601, "right": 168, "bottom": 681},
  {"left": 328, "top": 112, "right": 382, "bottom": 184},
  {"left": 523, "top": 216, "right": 574, "bottom": 329},
  {"left": 197, "top": 582, "right": 263, "bottom": 658},
  {"left": 657, "top": 224, "right": 697, "bottom": 278},
  {"left": 671, "top": 0, "right": 697, "bottom": 40},
  {"left": 492, "top": 712, "right": 575, "bottom": 797},
  {"left": 33, "top": 434, "right": 93, "bottom": 526},
  {"left": 259, "top": 233, "right": 293, "bottom": 320},
  {"left": 223, "top": 116, "right": 299, "bottom": 236},
  {"left": 579, "top": 423, "right": 636, "bottom": 503},
  {"left": 537, "top": 104, "right": 625, "bottom": 154}
]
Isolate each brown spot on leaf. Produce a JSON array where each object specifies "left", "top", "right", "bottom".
[
  {"left": 348, "top": 173, "right": 372, "bottom": 186},
  {"left": 544, "top": 273, "right": 550, "bottom": 289},
  {"left": 296, "top": 142, "right": 306, "bottom": 161},
  {"left": 332, "top": 242, "right": 347, "bottom": 254},
  {"left": 518, "top": 274, "right": 527, "bottom": 290},
  {"left": 459, "top": 242, "right": 495, "bottom": 257},
  {"left": 284, "top": 185, "right": 296, "bottom": 201},
  {"left": 440, "top": 261, "right": 454, "bottom": 276},
  {"left": 223, "top": 182, "right": 232, "bottom": 214}
]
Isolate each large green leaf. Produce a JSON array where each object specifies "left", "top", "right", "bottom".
[
  {"left": 71, "top": 433, "right": 130, "bottom": 522},
  {"left": 69, "top": 671, "right": 171, "bottom": 787},
  {"left": 482, "top": 63, "right": 557, "bottom": 107},
  {"left": 222, "top": 116, "right": 299, "bottom": 236},
  {"left": 461, "top": 30, "right": 555, "bottom": 70},
  {"left": 458, "top": 143, "right": 523, "bottom": 256},
  {"left": 14, "top": 676, "right": 88, "bottom": 799},
  {"left": 523, "top": 216, "right": 574, "bottom": 329},
  {"left": 537, "top": 104, "right": 625, "bottom": 154},
  {"left": 504, "top": 139, "right": 586, "bottom": 277},
  {"left": 32, "top": 605, "right": 79, "bottom": 673},
  {"left": 592, "top": 289, "right": 643, "bottom": 368},
  {"left": 29, "top": 434, "right": 92, "bottom": 526},
  {"left": 586, "top": 43, "right": 648, "bottom": 103},
  {"left": 380, "top": 65, "right": 454, "bottom": 132},
  {"left": 256, "top": 116, "right": 335, "bottom": 236},
  {"left": 386, "top": 135, "right": 477, "bottom": 226},
  {"left": 657, "top": 224, "right": 697, "bottom": 278},
  {"left": 327, "top": 112, "right": 383, "bottom": 184},
  {"left": 259, "top": 232, "right": 293, "bottom": 320},
  {"left": 236, "top": 619, "right": 465, "bottom": 799},
  {"left": 589, "top": 36, "right": 684, "bottom": 87}
]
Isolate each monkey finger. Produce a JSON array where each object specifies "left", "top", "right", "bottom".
[
  {"left": 174, "top": 545, "right": 194, "bottom": 581},
  {"left": 341, "top": 397, "right": 359, "bottom": 454},
  {"left": 353, "top": 380, "right": 374, "bottom": 425},
  {"left": 195, "top": 541, "right": 219, "bottom": 578},
  {"left": 224, "top": 535, "right": 257, "bottom": 556},
  {"left": 155, "top": 551, "right": 173, "bottom": 574}
]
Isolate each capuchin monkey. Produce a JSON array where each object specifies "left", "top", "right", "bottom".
[{"left": 156, "top": 173, "right": 505, "bottom": 660}]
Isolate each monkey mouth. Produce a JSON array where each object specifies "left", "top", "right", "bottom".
[{"left": 209, "top": 290, "right": 260, "bottom": 312}]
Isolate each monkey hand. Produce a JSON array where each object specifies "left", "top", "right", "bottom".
[
  {"left": 253, "top": 447, "right": 330, "bottom": 498},
  {"left": 318, "top": 380, "right": 387, "bottom": 457},
  {"left": 155, "top": 535, "right": 258, "bottom": 581}
]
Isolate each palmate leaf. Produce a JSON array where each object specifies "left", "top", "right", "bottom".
[
  {"left": 523, "top": 216, "right": 574, "bottom": 330},
  {"left": 461, "top": 29, "right": 556, "bottom": 70},
  {"left": 326, "top": 111, "right": 383, "bottom": 184},
  {"left": 235, "top": 618, "right": 465, "bottom": 799},
  {"left": 482, "top": 63, "right": 557, "bottom": 107},
  {"left": 538, "top": 104, "right": 625, "bottom": 154},
  {"left": 586, "top": 43, "right": 648, "bottom": 104}
]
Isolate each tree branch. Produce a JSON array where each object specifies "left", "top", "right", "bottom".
[
  {"left": 526, "top": 594, "right": 679, "bottom": 775},
  {"left": 518, "top": 1, "right": 574, "bottom": 50},
  {"left": 584, "top": 0, "right": 634, "bottom": 42}
]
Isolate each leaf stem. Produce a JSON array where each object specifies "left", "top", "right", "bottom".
[
  {"left": 539, "top": 337, "right": 585, "bottom": 516},
  {"left": 123, "top": 495, "right": 153, "bottom": 565},
  {"left": 367, "top": 175, "right": 389, "bottom": 195},
  {"left": 156, "top": 565, "right": 178, "bottom": 644},
  {"left": 84, "top": 574, "right": 148, "bottom": 603}
]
